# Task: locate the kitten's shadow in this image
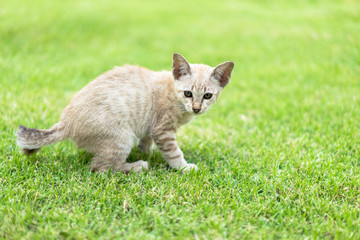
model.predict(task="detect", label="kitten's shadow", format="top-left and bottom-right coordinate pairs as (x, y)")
top-left (127, 147), bottom-right (169, 170)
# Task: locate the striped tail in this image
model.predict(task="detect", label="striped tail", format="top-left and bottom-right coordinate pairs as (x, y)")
top-left (16, 122), bottom-right (65, 155)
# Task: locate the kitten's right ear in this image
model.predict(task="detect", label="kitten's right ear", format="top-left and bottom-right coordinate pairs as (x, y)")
top-left (172, 53), bottom-right (191, 80)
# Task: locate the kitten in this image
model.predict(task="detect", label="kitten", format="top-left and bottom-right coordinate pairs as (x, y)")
top-left (16, 53), bottom-right (234, 173)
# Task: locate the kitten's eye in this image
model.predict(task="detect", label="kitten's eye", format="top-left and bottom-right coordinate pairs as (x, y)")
top-left (184, 91), bottom-right (192, 98)
top-left (203, 93), bottom-right (213, 99)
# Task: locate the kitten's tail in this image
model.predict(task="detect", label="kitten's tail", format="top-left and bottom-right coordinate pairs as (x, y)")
top-left (16, 122), bottom-right (66, 155)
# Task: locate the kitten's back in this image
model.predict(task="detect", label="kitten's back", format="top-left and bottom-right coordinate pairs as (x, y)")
top-left (60, 65), bottom-right (174, 142)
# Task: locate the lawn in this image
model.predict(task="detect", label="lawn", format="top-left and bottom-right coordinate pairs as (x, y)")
top-left (1, 0), bottom-right (360, 239)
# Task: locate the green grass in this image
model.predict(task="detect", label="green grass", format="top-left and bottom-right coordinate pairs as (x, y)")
top-left (1, 0), bottom-right (360, 239)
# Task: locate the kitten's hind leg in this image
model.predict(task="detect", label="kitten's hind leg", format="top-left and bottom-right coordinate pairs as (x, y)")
top-left (90, 137), bottom-right (148, 173)
top-left (121, 161), bottom-right (149, 173)
top-left (91, 156), bottom-right (148, 173)
top-left (138, 135), bottom-right (153, 154)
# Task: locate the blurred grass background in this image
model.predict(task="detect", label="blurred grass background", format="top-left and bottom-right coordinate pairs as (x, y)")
top-left (1, 0), bottom-right (360, 239)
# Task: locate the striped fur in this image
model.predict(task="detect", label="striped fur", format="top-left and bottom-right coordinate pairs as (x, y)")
top-left (16, 53), bottom-right (234, 173)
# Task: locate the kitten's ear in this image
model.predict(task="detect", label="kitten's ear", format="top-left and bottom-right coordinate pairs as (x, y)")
top-left (211, 61), bottom-right (234, 88)
top-left (172, 53), bottom-right (191, 80)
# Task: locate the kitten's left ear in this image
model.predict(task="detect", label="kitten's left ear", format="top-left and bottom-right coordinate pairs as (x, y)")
top-left (172, 53), bottom-right (192, 80)
top-left (211, 61), bottom-right (234, 88)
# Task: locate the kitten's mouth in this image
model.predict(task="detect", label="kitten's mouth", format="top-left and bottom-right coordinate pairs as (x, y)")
top-left (185, 109), bottom-right (201, 115)
top-left (192, 110), bottom-right (203, 115)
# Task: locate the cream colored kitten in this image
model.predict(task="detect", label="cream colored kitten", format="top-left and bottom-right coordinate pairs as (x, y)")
top-left (16, 53), bottom-right (234, 173)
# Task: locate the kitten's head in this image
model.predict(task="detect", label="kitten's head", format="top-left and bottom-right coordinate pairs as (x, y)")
top-left (172, 53), bottom-right (234, 115)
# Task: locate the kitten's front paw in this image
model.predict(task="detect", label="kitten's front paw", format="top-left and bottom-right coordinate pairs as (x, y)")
top-left (181, 163), bottom-right (198, 172)
top-left (139, 160), bottom-right (149, 170)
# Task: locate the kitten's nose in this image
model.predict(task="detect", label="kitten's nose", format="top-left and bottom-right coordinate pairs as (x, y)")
top-left (192, 108), bottom-right (201, 113)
